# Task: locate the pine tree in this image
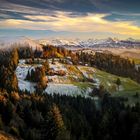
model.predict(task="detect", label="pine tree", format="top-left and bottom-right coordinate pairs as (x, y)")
top-left (116, 78), bottom-right (121, 91)
top-left (26, 70), bottom-right (31, 81)
top-left (43, 60), bottom-right (50, 73)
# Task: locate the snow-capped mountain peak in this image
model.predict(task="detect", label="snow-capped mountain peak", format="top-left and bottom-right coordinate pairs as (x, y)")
top-left (38, 37), bottom-right (140, 48)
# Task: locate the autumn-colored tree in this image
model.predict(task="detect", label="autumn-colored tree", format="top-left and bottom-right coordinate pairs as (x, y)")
top-left (11, 48), bottom-right (19, 70)
top-left (51, 104), bottom-right (64, 128)
top-left (43, 59), bottom-right (50, 72)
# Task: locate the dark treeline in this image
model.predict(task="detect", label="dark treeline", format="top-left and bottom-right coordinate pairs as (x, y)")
top-left (26, 67), bottom-right (46, 83)
top-left (18, 45), bottom-right (78, 64)
top-left (18, 47), bottom-right (42, 59)
top-left (0, 49), bottom-right (19, 92)
top-left (78, 51), bottom-right (140, 83)
top-left (0, 91), bottom-right (140, 140)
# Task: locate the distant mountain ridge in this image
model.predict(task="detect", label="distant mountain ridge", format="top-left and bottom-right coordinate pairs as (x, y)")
top-left (0, 36), bottom-right (140, 49)
top-left (39, 37), bottom-right (140, 48)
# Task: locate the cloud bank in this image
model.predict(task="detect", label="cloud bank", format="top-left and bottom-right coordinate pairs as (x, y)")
top-left (0, 0), bottom-right (140, 39)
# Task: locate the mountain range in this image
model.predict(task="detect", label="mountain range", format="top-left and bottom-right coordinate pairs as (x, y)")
top-left (0, 36), bottom-right (140, 49)
top-left (38, 37), bottom-right (140, 48)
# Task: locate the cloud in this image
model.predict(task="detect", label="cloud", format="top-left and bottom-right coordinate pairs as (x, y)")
top-left (0, 11), bottom-right (140, 38)
top-left (1, 0), bottom-right (140, 16)
top-left (0, 0), bottom-right (140, 38)
top-left (1, 0), bottom-right (140, 24)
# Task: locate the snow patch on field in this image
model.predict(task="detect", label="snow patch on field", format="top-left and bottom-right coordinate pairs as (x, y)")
top-left (18, 79), bottom-right (36, 93)
top-left (49, 61), bottom-right (67, 71)
top-left (45, 83), bottom-right (92, 96)
top-left (16, 60), bottom-right (42, 92)
top-left (47, 75), bottom-right (70, 83)
top-left (16, 59), bottom-right (94, 96)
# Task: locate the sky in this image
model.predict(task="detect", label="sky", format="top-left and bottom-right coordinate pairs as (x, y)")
top-left (0, 0), bottom-right (140, 39)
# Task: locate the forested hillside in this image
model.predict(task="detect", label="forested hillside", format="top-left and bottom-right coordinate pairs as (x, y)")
top-left (78, 51), bottom-right (140, 83)
top-left (0, 47), bottom-right (139, 140)
top-left (0, 89), bottom-right (140, 140)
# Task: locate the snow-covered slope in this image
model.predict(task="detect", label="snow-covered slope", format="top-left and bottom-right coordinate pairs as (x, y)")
top-left (45, 83), bottom-right (92, 96)
top-left (16, 59), bottom-right (94, 96)
top-left (16, 58), bottom-right (140, 97)
top-left (16, 60), bottom-right (42, 93)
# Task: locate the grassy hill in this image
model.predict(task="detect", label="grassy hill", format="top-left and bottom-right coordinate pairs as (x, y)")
top-left (16, 58), bottom-right (140, 104)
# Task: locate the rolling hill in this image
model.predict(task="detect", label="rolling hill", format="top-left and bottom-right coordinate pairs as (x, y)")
top-left (0, 36), bottom-right (42, 50)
